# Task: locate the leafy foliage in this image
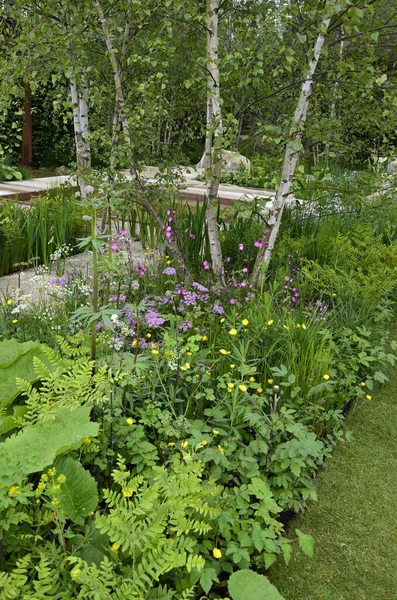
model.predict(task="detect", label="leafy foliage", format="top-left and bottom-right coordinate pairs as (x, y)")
top-left (228, 569), bottom-right (285, 600)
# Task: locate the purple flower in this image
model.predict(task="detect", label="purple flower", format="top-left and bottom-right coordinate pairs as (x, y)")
top-left (119, 230), bottom-right (126, 236)
top-left (203, 261), bottom-right (210, 270)
top-left (242, 268), bottom-right (248, 274)
top-left (146, 310), bottom-right (165, 327)
top-left (179, 320), bottom-right (193, 332)
top-left (213, 304), bottom-right (224, 315)
top-left (192, 282), bottom-right (209, 292)
top-left (163, 267), bottom-right (177, 276)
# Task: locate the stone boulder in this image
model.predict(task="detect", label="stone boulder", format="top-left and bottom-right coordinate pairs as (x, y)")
top-left (196, 150), bottom-right (251, 172)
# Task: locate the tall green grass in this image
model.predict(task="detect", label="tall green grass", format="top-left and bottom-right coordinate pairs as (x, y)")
top-left (0, 187), bottom-right (89, 276)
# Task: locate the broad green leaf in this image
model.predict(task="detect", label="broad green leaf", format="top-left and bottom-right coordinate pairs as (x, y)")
top-left (0, 339), bottom-right (53, 409)
top-left (228, 569), bottom-right (285, 600)
top-left (54, 456), bottom-right (98, 523)
top-left (296, 529), bottom-right (315, 558)
top-left (0, 406), bottom-right (98, 506)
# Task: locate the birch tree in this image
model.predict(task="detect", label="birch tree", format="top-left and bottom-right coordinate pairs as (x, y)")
top-left (202, 0), bottom-right (224, 280)
top-left (251, 4), bottom-right (335, 286)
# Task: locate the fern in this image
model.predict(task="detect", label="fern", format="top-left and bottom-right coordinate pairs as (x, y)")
top-left (0, 554), bottom-right (30, 600)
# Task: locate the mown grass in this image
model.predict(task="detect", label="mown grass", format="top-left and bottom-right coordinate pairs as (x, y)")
top-left (269, 355), bottom-right (397, 600)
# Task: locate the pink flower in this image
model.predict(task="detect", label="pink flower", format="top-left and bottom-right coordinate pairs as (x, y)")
top-left (230, 298), bottom-right (235, 304)
top-left (238, 244), bottom-right (244, 251)
top-left (203, 261), bottom-right (210, 270)
top-left (254, 240), bottom-right (263, 248)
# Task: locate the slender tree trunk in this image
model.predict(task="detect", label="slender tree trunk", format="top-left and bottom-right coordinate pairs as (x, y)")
top-left (251, 17), bottom-right (331, 286)
top-left (203, 0), bottom-right (224, 280)
top-left (70, 78), bottom-right (91, 198)
top-left (94, 0), bottom-right (187, 268)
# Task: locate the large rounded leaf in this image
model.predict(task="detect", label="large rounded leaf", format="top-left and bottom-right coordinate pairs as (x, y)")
top-left (228, 569), bottom-right (285, 600)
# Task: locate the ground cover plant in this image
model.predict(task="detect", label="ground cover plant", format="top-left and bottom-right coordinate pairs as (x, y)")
top-left (0, 169), bottom-right (396, 598)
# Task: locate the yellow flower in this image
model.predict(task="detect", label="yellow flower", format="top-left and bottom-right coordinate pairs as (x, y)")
top-left (360, 382), bottom-right (366, 387)
top-left (229, 328), bottom-right (237, 336)
top-left (230, 364), bottom-right (235, 369)
top-left (213, 548), bottom-right (222, 559)
top-left (220, 318), bottom-right (225, 323)
top-left (131, 340), bottom-right (138, 347)
top-left (323, 374), bottom-right (330, 381)
top-left (332, 293), bottom-right (337, 297)
top-left (249, 377), bottom-right (255, 382)
top-left (366, 394), bottom-right (372, 400)
top-left (122, 488), bottom-right (133, 498)
top-left (112, 543), bottom-right (120, 551)
top-left (267, 320), bottom-right (274, 326)
top-left (242, 319), bottom-right (249, 326)
top-left (283, 325), bottom-right (290, 331)
top-left (239, 384), bottom-right (247, 392)
top-left (8, 486), bottom-right (20, 495)
top-left (48, 468), bottom-right (57, 476)
top-left (227, 382), bottom-right (235, 389)
top-left (168, 442), bottom-right (175, 446)
top-left (181, 362), bottom-right (190, 371)
top-left (146, 333), bottom-right (151, 338)
top-left (126, 418), bottom-right (134, 425)
top-left (257, 387), bottom-right (263, 393)
top-left (57, 474), bottom-right (67, 484)
top-left (12, 319), bottom-right (18, 324)
top-left (41, 474), bottom-right (48, 481)
top-left (181, 441), bottom-right (189, 448)
top-left (7, 299), bottom-right (12, 305)
top-left (212, 429), bottom-right (219, 435)
top-left (71, 568), bottom-right (81, 578)
top-left (82, 438), bottom-right (91, 444)
top-left (301, 323), bottom-right (307, 330)
top-left (267, 379), bottom-right (273, 384)
top-left (151, 349), bottom-right (159, 355)
top-left (219, 349), bottom-right (230, 355)
top-left (202, 336), bottom-right (208, 341)
top-left (187, 352), bottom-right (192, 356)
top-left (201, 440), bottom-right (208, 446)
top-left (51, 497), bottom-right (59, 506)
top-left (217, 445), bottom-right (224, 454)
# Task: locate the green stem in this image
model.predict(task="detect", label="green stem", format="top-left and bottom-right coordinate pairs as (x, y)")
top-left (91, 210), bottom-right (98, 366)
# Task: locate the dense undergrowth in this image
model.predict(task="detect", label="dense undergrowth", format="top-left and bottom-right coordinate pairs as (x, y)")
top-left (0, 168), bottom-right (396, 598)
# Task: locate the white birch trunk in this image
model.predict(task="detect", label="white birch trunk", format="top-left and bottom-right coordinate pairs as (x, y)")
top-left (203, 0), bottom-right (224, 281)
top-left (70, 79), bottom-right (91, 198)
top-left (251, 17), bottom-right (331, 286)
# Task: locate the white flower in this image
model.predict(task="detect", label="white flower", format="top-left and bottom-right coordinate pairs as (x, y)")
top-left (110, 314), bottom-right (119, 323)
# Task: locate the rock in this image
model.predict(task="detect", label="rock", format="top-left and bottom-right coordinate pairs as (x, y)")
top-left (221, 151), bottom-right (251, 172)
top-left (196, 150), bottom-right (251, 172)
top-left (387, 158), bottom-right (397, 173)
top-left (55, 166), bottom-right (70, 175)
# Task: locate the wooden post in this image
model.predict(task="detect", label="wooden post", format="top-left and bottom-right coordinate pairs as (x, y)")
top-left (21, 83), bottom-right (32, 165)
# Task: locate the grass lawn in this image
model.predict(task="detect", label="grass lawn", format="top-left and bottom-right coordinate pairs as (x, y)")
top-left (269, 362), bottom-right (397, 600)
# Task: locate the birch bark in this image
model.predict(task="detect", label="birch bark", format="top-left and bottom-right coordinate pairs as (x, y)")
top-left (203, 0), bottom-right (224, 281)
top-left (70, 78), bottom-right (91, 198)
top-left (251, 17), bottom-right (331, 286)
